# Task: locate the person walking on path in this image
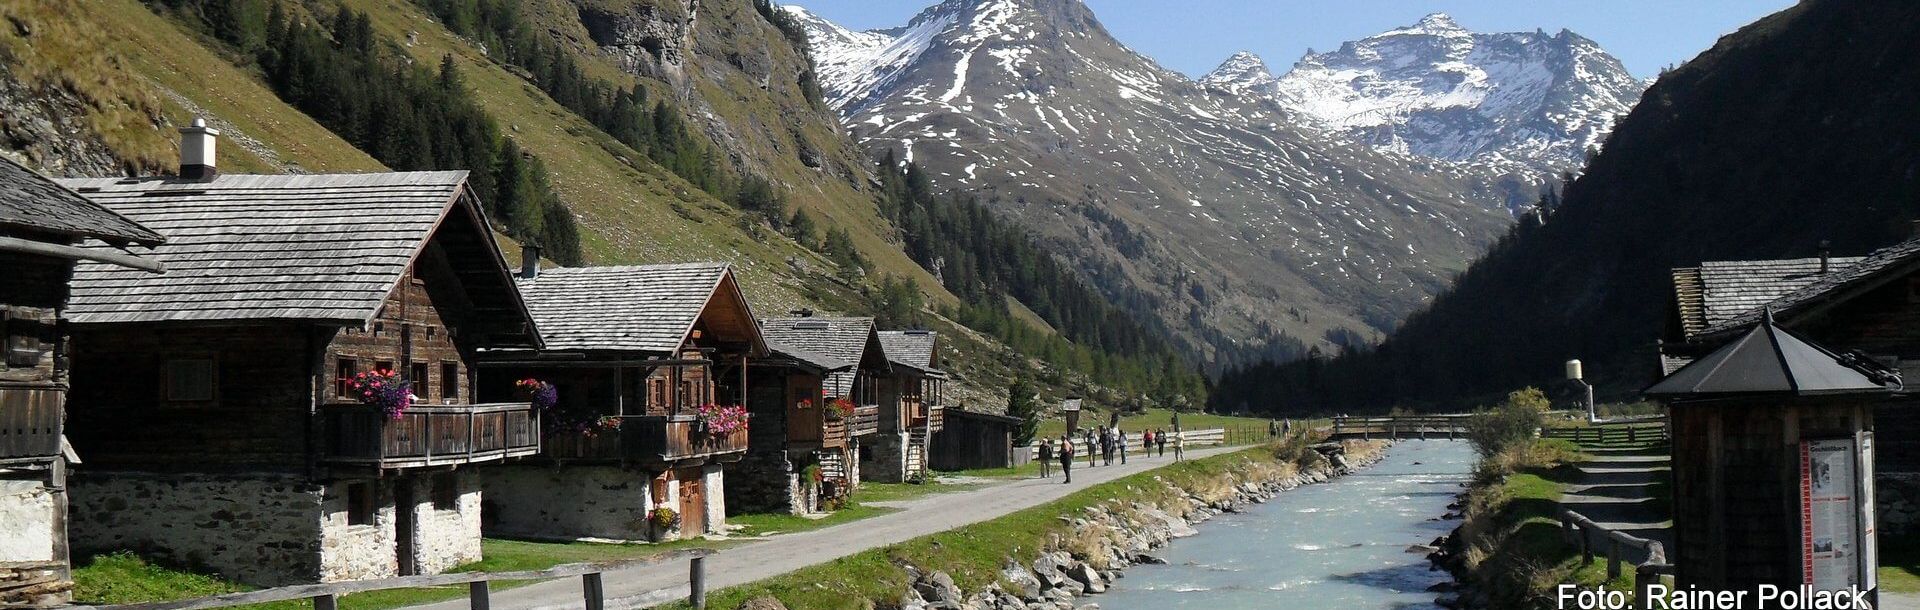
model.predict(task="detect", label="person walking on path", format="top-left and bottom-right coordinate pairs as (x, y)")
top-left (1268, 419), bottom-right (1279, 439)
top-left (1058, 434), bottom-right (1074, 484)
top-left (1142, 429), bottom-right (1154, 458)
top-left (1083, 428), bottom-right (1097, 468)
top-left (1099, 425), bottom-right (1114, 465)
top-left (1116, 426), bottom-right (1128, 464)
top-left (1156, 428), bottom-right (1167, 457)
top-left (1173, 432), bottom-right (1185, 461)
top-left (1037, 438), bottom-right (1054, 479)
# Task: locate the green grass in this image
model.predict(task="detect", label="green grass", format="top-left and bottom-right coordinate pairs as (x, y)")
top-left (1883, 535), bottom-right (1920, 593)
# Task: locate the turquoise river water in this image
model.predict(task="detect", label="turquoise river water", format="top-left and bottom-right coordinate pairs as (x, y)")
top-left (1101, 440), bottom-right (1477, 610)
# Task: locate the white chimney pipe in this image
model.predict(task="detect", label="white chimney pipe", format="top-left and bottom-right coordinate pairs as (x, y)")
top-left (179, 117), bottom-right (219, 181)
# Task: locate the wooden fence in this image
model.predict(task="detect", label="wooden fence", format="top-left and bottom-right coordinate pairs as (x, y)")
top-left (1541, 421), bottom-right (1670, 445)
top-left (84, 551), bottom-right (712, 610)
top-left (1561, 509), bottom-right (1673, 609)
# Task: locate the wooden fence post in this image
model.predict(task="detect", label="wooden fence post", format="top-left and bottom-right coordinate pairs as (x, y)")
top-left (1635, 565), bottom-right (1661, 610)
top-left (583, 572), bottom-right (605, 610)
top-left (1608, 538), bottom-right (1622, 580)
top-left (469, 581), bottom-right (490, 610)
top-left (690, 555), bottom-right (707, 609)
top-left (1581, 529), bottom-right (1594, 566)
top-left (313, 594), bottom-right (338, 610)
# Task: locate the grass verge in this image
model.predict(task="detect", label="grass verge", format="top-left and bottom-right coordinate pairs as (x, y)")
top-left (1883, 535), bottom-right (1920, 594)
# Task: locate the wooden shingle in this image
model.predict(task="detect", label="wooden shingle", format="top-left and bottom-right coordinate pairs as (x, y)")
top-left (761, 317), bottom-right (882, 397)
top-left (516, 263), bottom-right (763, 354)
top-left (55, 172), bottom-right (476, 325)
top-left (0, 156), bottom-right (161, 245)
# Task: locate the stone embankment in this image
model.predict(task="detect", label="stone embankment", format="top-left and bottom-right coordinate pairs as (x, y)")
top-left (743, 440), bottom-right (1391, 610)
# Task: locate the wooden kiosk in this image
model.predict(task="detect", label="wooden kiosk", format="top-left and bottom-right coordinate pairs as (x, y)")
top-left (1647, 312), bottom-right (1893, 604)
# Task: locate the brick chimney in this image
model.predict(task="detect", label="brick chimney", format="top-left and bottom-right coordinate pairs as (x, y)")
top-left (520, 244), bottom-right (541, 279)
top-left (178, 117), bottom-right (219, 181)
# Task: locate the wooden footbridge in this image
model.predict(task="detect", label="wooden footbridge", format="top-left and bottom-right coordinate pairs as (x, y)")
top-left (1328, 415), bottom-right (1472, 440)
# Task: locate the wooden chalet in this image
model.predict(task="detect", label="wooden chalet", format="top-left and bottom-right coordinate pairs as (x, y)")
top-left (1661, 255), bottom-right (1859, 373)
top-left (753, 316), bottom-right (890, 499)
top-left (0, 156), bottom-right (161, 607)
top-left (737, 339), bottom-right (857, 515)
top-left (1662, 240), bottom-right (1920, 539)
top-left (872, 330), bottom-right (947, 482)
top-left (474, 263), bottom-right (764, 541)
top-left (54, 144), bottom-right (543, 585)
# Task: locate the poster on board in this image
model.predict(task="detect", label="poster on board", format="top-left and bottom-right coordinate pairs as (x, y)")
top-left (1801, 438), bottom-right (1861, 591)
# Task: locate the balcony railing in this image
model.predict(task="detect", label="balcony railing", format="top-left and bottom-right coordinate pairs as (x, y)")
top-left (541, 415), bottom-right (751, 465)
top-left (820, 417), bottom-right (849, 449)
top-left (325, 403), bottom-right (540, 468)
top-left (927, 404), bottom-right (944, 433)
top-left (0, 385), bottom-right (63, 461)
top-left (623, 416), bottom-right (748, 465)
top-left (848, 405), bottom-right (880, 437)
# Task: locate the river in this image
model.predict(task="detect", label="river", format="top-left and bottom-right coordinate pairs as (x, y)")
top-left (1100, 440), bottom-right (1477, 610)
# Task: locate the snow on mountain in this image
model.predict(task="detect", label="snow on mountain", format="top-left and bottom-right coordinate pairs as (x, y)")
top-left (784, 0), bottom-right (1519, 360)
top-left (1221, 13), bottom-right (1647, 172)
top-left (1199, 51), bottom-right (1276, 97)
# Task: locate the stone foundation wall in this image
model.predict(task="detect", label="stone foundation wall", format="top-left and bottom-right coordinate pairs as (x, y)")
top-left (729, 450), bottom-right (799, 515)
top-left (702, 465), bottom-right (726, 532)
top-left (1880, 473), bottom-right (1919, 537)
top-left (407, 472), bottom-right (481, 575)
top-left (317, 479), bottom-right (396, 582)
top-left (0, 471), bottom-right (59, 563)
top-left (479, 465), bottom-right (653, 541)
top-left (69, 472), bottom-right (324, 586)
top-left (861, 432), bottom-right (909, 483)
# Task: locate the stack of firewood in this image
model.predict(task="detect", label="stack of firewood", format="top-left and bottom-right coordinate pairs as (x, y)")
top-left (0, 562), bottom-right (68, 609)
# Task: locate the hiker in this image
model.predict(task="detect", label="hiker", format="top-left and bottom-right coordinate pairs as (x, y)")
top-left (1084, 427), bottom-right (1098, 467)
top-left (1105, 425), bottom-right (1121, 464)
top-left (1142, 428), bottom-right (1154, 457)
top-left (1037, 438), bottom-right (1054, 478)
top-left (1116, 425), bottom-right (1128, 464)
top-left (1282, 419), bottom-right (1292, 437)
top-left (1173, 432), bottom-right (1186, 461)
top-left (1059, 434), bottom-right (1075, 484)
top-left (1269, 419), bottom-right (1279, 438)
top-left (1156, 428), bottom-right (1168, 457)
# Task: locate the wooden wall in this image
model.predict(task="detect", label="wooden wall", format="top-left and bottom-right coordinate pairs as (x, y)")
top-left (1670, 400), bottom-right (1871, 590)
top-left (326, 267), bottom-right (469, 407)
top-left (1790, 277), bottom-right (1920, 473)
top-left (1, 250), bottom-right (70, 387)
top-left (928, 411), bottom-right (1015, 471)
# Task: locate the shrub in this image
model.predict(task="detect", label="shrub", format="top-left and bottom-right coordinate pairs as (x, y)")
top-left (1466, 387), bottom-right (1549, 459)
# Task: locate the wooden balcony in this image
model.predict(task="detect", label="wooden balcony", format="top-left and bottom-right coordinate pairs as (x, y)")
top-left (848, 405), bottom-right (880, 437)
top-left (623, 416), bottom-right (748, 465)
top-left (543, 415), bottom-right (749, 466)
top-left (784, 404), bottom-right (850, 450)
top-left (927, 404), bottom-right (944, 432)
top-left (324, 403), bottom-right (540, 469)
top-left (903, 401), bottom-right (945, 433)
top-left (0, 385), bottom-right (62, 461)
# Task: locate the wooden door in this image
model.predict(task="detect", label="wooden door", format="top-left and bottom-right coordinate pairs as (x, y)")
top-left (678, 470), bottom-right (705, 538)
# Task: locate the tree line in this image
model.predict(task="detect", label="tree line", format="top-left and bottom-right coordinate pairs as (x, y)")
top-left (859, 151), bottom-right (1207, 405)
top-left (144, 0), bottom-right (585, 264)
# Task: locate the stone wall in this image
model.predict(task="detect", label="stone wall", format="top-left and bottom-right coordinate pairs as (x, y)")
top-left (317, 479), bottom-right (395, 583)
top-left (861, 432), bottom-right (909, 483)
top-left (69, 472), bottom-right (324, 586)
top-left (1881, 473), bottom-right (1919, 537)
top-left (479, 465), bottom-right (653, 542)
top-left (406, 472), bottom-right (481, 576)
top-left (702, 465), bottom-right (726, 532)
top-left (729, 449), bottom-right (798, 515)
top-left (0, 473), bottom-right (58, 563)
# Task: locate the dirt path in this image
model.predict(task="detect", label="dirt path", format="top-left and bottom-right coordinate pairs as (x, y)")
top-left (1560, 440), bottom-right (1674, 566)
top-left (407, 445), bottom-right (1241, 610)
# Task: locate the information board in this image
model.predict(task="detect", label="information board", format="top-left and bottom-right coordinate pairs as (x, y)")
top-left (1800, 438), bottom-right (1861, 591)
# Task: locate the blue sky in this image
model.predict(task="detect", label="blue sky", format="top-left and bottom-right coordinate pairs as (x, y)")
top-left (787, 0), bottom-right (1796, 78)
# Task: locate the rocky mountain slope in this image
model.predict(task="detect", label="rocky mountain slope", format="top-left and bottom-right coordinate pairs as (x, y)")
top-left (787, 0), bottom-right (1517, 364)
top-left (1210, 0), bottom-right (1920, 411)
top-left (1223, 14), bottom-right (1648, 174)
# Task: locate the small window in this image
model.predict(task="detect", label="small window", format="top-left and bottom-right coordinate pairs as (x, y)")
top-left (425, 326), bottom-right (437, 340)
top-left (165, 359), bottom-right (215, 402)
top-left (4, 309), bottom-right (44, 369)
top-left (431, 474), bottom-right (459, 510)
top-left (347, 483), bottom-right (376, 526)
top-left (374, 361), bottom-right (394, 375)
top-left (372, 322), bottom-right (385, 336)
top-left (335, 359), bottom-right (358, 398)
top-left (410, 362), bottom-right (431, 399)
top-left (441, 362), bottom-right (459, 400)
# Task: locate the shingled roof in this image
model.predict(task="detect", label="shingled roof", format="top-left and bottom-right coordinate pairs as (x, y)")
top-left (761, 316), bottom-right (883, 397)
top-left (1649, 313), bottom-right (1894, 398)
top-left (516, 263), bottom-right (765, 355)
top-left (1671, 257), bottom-right (1861, 340)
top-left (55, 172), bottom-right (534, 339)
top-left (0, 156), bottom-right (162, 246)
top-left (877, 330), bottom-right (940, 373)
top-left (1701, 239), bottom-right (1920, 341)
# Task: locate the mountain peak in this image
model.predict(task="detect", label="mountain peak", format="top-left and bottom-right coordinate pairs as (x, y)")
top-left (1201, 51), bottom-right (1276, 95)
top-left (1415, 12), bottom-right (1462, 30)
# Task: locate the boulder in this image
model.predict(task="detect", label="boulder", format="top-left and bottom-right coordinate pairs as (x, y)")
top-left (914, 571), bottom-right (964, 608)
top-left (1002, 561), bottom-right (1044, 600)
top-left (1064, 562), bottom-right (1106, 594)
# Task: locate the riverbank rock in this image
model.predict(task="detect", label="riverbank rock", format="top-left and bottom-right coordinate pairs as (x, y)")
top-left (1065, 562), bottom-right (1106, 593)
top-left (913, 571), bottom-right (964, 608)
top-left (1002, 561), bottom-right (1044, 600)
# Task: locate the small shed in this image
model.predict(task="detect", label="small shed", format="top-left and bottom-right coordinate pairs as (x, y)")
top-left (1647, 313), bottom-right (1895, 598)
top-left (929, 408), bottom-right (1025, 471)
